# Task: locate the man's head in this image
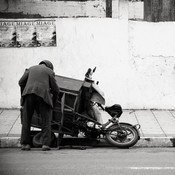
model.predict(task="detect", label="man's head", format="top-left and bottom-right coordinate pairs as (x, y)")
top-left (39, 60), bottom-right (54, 70)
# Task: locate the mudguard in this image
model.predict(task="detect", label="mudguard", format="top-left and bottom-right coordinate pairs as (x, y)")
top-left (119, 122), bottom-right (141, 139)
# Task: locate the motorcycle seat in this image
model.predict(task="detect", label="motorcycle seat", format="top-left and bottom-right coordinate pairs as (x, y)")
top-left (105, 104), bottom-right (123, 118)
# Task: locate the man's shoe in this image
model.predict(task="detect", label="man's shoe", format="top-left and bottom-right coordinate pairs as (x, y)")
top-left (21, 145), bottom-right (26, 150)
top-left (21, 144), bottom-right (31, 151)
top-left (42, 145), bottom-right (51, 151)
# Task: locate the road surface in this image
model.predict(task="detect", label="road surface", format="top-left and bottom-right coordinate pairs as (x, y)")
top-left (0, 147), bottom-right (175, 175)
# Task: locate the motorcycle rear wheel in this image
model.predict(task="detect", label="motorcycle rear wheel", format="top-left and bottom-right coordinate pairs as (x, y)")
top-left (105, 123), bottom-right (139, 148)
top-left (33, 131), bottom-right (57, 147)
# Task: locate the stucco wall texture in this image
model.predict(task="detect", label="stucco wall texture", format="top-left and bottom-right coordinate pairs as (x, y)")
top-left (0, 19), bottom-right (175, 109)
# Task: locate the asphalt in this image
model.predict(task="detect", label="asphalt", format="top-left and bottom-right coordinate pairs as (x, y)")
top-left (0, 109), bottom-right (175, 148)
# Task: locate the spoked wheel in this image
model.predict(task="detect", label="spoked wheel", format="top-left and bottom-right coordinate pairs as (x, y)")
top-left (57, 133), bottom-right (64, 149)
top-left (33, 131), bottom-right (57, 147)
top-left (105, 123), bottom-right (139, 148)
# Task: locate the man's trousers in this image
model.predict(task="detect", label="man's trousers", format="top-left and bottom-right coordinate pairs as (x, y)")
top-left (21, 94), bottom-right (52, 146)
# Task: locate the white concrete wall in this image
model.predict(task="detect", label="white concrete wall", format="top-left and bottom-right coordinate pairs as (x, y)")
top-left (0, 18), bottom-right (128, 108)
top-left (113, 0), bottom-right (128, 19)
top-left (129, 21), bottom-right (175, 109)
top-left (1, 19), bottom-right (175, 109)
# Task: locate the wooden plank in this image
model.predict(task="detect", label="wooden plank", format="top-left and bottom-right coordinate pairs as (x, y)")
top-left (144, 0), bottom-right (175, 22)
top-left (144, 0), bottom-right (151, 21)
top-left (106, 0), bottom-right (112, 17)
top-left (134, 110), bottom-right (165, 137)
top-left (0, 0), bottom-right (106, 18)
top-left (112, 0), bottom-right (119, 18)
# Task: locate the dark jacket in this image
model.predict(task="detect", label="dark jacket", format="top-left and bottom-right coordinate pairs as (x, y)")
top-left (19, 64), bottom-right (59, 107)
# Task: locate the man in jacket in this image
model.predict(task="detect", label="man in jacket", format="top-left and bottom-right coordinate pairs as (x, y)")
top-left (19, 60), bottom-right (59, 151)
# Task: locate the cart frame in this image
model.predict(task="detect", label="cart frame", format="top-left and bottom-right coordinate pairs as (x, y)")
top-left (31, 75), bottom-right (97, 146)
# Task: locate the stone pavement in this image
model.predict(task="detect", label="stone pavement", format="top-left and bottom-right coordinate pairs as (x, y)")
top-left (0, 109), bottom-right (175, 148)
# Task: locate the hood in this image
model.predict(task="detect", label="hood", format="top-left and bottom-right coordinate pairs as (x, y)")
top-left (39, 60), bottom-right (54, 70)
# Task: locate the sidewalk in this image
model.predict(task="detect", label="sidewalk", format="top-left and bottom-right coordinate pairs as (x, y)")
top-left (0, 109), bottom-right (175, 148)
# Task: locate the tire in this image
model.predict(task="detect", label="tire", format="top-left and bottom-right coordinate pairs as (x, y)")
top-left (105, 123), bottom-right (139, 148)
top-left (57, 133), bottom-right (64, 146)
top-left (33, 131), bottom-right (56, 147)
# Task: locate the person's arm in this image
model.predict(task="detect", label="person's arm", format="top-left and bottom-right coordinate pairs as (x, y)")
top-left (49, 72), bottom-right (60, 103)
top-left (19, 69), bottom-right (29, 106)
top-left (19, 69), bottom-right (29, 94)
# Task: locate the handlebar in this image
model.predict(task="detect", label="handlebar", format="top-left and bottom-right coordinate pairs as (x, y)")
top-left (85, 67), bottom-right (96, 82)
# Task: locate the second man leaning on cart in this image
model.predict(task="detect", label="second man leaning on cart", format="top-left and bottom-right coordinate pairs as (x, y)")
top-left (19, 60), bottom-right (59, 151)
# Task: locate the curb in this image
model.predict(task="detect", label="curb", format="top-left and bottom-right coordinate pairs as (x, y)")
top-left (135, 137), bottom-right (175, 147)
top-left (0, 137), bottom-right (175, 148)
top-left (0, 137), bottom-right (21, 148)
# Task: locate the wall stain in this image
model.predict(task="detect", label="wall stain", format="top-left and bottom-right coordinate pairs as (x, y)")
top-left (0, 12), bottom-right (57, 18)
top-left (0, 0), bottom-right (105, 18)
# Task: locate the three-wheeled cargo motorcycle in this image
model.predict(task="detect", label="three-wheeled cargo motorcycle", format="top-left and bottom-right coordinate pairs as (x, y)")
top-left (29, 67), bottom-right (140, 149)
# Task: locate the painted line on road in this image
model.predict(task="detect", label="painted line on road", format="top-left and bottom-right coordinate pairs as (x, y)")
top-left (129, 167), bottom-right (175, 170)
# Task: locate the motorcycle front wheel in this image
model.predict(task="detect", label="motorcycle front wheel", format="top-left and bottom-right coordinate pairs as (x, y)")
top-left (105, 123), bottom-right (139, 148)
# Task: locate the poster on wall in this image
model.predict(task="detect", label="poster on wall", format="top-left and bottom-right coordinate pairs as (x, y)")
top-left (16, 21), bottom-right (36, 47)
top-left (0, 21), bottom-right (16, 48)
top-left (0, 19), bottom-right (57, 48)
top-left (36, 20), bottom-right (56, 47)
